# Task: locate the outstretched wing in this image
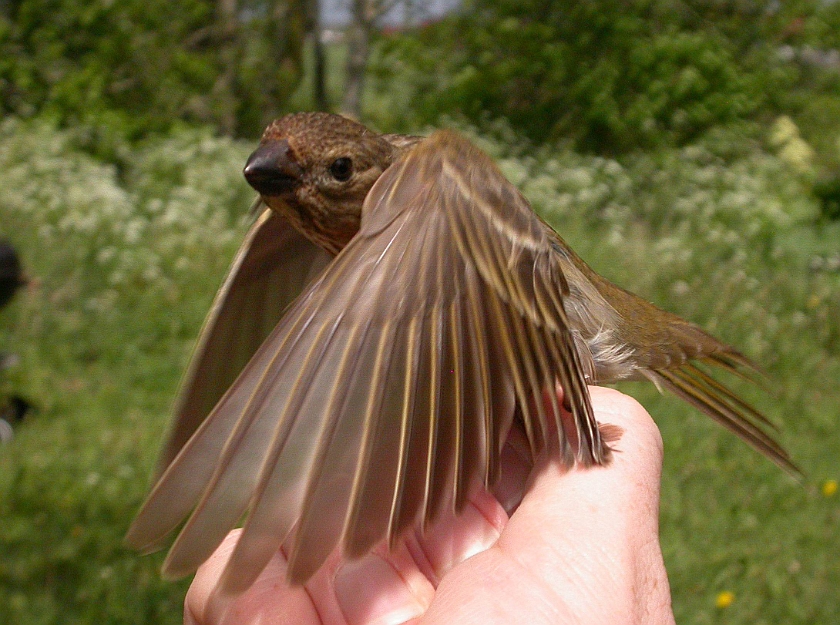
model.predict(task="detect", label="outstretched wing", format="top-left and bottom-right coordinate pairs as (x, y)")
top-left (127, 130), bottom-right (609, 592)
top-left (155, 208), bottom-right (332, 475)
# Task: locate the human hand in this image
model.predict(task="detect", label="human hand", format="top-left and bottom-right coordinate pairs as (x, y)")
top-left (185, 386), bottom-right (675, 625)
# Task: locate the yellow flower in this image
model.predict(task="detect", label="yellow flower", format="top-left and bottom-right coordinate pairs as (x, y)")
top-left (716, 591), bottom-right (735, 609)
top-left (769, 116), bottom-right (815, 175)
top-left (823, 479), bottom-right (838, 497)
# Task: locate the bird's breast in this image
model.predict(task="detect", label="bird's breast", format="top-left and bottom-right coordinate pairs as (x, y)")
top-left (265, 198), bottom-right (359, 257)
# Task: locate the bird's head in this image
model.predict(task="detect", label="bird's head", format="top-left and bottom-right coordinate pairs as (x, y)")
top-left (243, 112), bottom-right (418, 254)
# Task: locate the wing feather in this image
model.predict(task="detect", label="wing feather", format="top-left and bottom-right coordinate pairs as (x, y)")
top-left (342, 318), bottom-right (413, 558)
top-left (125, 293), bottom-right (325, 554)
top-left (421, 302), bottom-right (444, 527)
top-left (462, 263), bottom-right (495, 486)
top-left (219, 318), bottom-right (372, 593)
top-left (285, 319), bottom-right (397, 583)
top-left (385, 316), bottom-right (422, 547)
top-left (156, 209), bottom-right (331, 475)
top-left (388, 312), bottom-right (434, 541)
top-left (162, 310), bottom-right (345, 576)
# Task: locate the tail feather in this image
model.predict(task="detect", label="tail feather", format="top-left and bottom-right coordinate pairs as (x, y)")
top-left (687, 359), bottom-right (777, 431)
top-left (705, 351), bottom-right (774, 395)
top-left (644, 362), bottom-right (798, 476)
top-left (590, 280), bottom-right (796, 474)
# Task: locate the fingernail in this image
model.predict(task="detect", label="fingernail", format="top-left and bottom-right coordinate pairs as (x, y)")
top-left (335, 555), bottom-right (425, 625)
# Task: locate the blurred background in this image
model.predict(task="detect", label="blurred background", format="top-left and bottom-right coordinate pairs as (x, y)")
top-left (0, 0), bottom-right (838, 623)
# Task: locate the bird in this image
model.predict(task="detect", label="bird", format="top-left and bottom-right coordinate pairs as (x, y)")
top-left (126, 111), bottom-right (794, 595)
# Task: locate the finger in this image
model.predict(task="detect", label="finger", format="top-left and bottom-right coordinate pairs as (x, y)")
top-left (185, 448), bottom-right (522, 625)
top-left (187, 528), bottom-right (435, 625)
top-left (419, 387), bottom-right (674, 624)
top-left (490, 420), bottom-right (534, 515)
top-left (185, 529), bottom-right (320, 625)
top-left (501, 386), bottom-right (670, 621)
top-left (324, 420), bottom-right (535, 623)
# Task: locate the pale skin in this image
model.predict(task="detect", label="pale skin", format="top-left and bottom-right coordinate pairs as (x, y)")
top-left (185, 387), bottom-right (676, 625)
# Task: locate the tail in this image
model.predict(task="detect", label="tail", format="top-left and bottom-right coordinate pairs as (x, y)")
top-left (593, 277), bottom-right (798, 476)
top-left (643, 349), bottom-right (797, 475)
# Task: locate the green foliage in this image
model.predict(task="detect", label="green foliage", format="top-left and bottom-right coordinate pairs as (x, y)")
top-left (366, 1), bottom-right (840, 220)
top-left (772, 2), bottom-right (840, 168)
top-left (0, 0), bottom-right (306, 143)
top-left (0, 117), bottom-right (837, 623)
top-left (0, 118), bottom-right (254, 624)
top-left (372, 0), bottom-right (790, 153)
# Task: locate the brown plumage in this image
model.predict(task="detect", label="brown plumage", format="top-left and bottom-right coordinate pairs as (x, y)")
top-left (127, 112), bottom-right (794, 594)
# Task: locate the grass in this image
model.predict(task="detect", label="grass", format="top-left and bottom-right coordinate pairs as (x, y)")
top-left (0, 108), bottom-right (838, 624)
top-left (0, 119), bottom-right (253, 624)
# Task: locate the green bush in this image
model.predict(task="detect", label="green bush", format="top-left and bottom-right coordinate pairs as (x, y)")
top-left (0, 0), bottom-right (306, 143)
top-left (371, 0), bottom-right (789, 153)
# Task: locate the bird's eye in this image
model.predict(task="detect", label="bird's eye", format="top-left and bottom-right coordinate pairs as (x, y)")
top-left (329, 157), bottom-right (353, 182)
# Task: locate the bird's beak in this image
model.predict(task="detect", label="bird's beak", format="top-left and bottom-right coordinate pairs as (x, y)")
top-left (243, 140), bottom-right (304, 197)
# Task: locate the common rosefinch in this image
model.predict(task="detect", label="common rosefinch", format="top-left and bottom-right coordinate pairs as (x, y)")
top-left (127, 112), bottom-right (794, 594)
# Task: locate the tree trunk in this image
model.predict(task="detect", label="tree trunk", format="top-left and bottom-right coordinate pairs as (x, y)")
top-left (307, 0), bottom-right (328, 110)
top-left (213, 0), bottom-right (240, 135)
top-left (342, 0), bottom-right (372, 118)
